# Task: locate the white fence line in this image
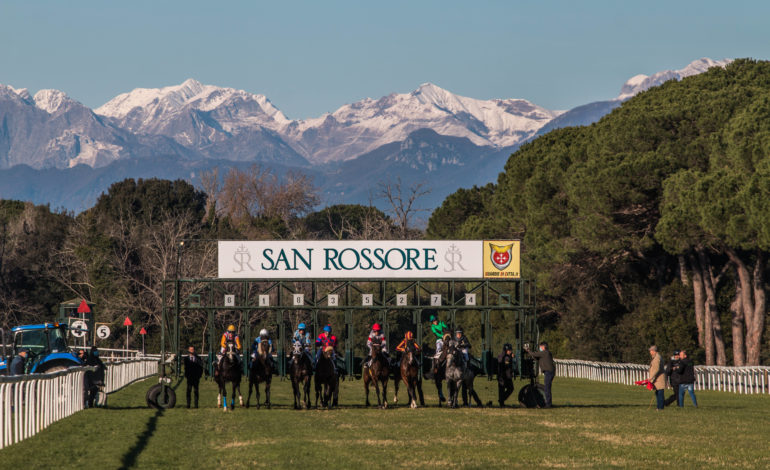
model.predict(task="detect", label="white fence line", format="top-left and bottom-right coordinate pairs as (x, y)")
top-left (554, 359), bottom-right (770, 394)
top-left (0, 358), bottom-right (157, 450)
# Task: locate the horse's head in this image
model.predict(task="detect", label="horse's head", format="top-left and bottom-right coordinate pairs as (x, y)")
top-left (323, 346), bottom-right (334, 359)
top-left (225, 341), bottom-right (236, 360)
top-left (292, 341), bottom-right (303, 356)
top-left (371, 342), bottom-right (382, 357)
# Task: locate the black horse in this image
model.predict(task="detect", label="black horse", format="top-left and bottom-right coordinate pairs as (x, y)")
top-left (215, 342), bottom-right (243, 411)
top-left (246, 340), bottom-right (273, 409)
top-left (315, 346), bottom-right (338, 409)
top-left (289, 342), bottom-right (313, 410)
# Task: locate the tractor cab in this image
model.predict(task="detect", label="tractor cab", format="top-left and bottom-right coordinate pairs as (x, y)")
top-left (0, 323), bottom-right (83, 375)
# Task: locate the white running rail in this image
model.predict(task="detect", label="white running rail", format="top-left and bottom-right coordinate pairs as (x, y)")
top-left (554, 359), bottom-right (770, 394)
top-left (0, 358), bottom-right (157, 449)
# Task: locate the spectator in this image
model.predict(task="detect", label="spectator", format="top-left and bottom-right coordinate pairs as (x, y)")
top-left (664, 350), bottom-right (681, 407)
top-left (77, 349), bottom-right (87, 363)
top-left (676, 349), bottom-right (698, 408)
top-left (10, 348), bottom-right (29, 376)
top-left (525, 341), bottom-right (555, 408)
top-left (184, 346), bottom-right (204, 408)
top-left (497, 343), bottom-right (515, 407)
top-left (648, 345), bottom-right (666, 410)
top-left (86, 346), bottom-right (105, 408)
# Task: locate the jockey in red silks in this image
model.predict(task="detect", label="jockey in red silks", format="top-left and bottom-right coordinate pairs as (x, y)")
top-left (365, 323), bottom-right (389, 368)
top-left (315, 324), bottom-right (338, 371)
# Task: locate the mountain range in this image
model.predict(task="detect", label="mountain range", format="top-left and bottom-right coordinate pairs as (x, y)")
top-left (0, 57), bottom-right (731, 213)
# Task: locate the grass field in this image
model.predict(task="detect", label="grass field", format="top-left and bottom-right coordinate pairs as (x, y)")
top-left (1, 375), bottom-right (768, 469)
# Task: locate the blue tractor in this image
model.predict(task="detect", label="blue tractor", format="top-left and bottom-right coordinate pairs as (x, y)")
top-left (0, 323), bottom-right (83, 375)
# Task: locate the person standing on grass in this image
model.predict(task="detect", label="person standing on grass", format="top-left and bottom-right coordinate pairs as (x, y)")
top-left (648, 345), bottom-right (666, 410)
top-left (497, 343), bottom-right (515, 407)
top-left (664, 350), bottom-right (681, 407)
top-left (676, 349), bottom-right (698, 408)
top-left (184, 346), bottom-right (204, 408)
top-left (525, 341), bottom-right (555, 408)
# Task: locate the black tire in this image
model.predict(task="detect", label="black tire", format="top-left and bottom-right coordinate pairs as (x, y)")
top-left (146, 384), bottom-right (161, 408)
top-left (518, 383), bottom-right (546, 408)
top-left (147, 384), bottom-right (176, 409)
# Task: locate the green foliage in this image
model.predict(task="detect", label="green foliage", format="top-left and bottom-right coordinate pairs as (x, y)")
top-left (426, 184), bottom-right (494, 239)
top-left (432, 59), bottom-right (770, 362)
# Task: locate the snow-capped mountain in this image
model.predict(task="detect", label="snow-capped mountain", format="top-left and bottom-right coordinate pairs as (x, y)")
top-left (284, 82), bottom-right (560, 163)
top-left (617, 58), bottom-right (732, 100)
top-left (0, 57), bottom-right (734, 211)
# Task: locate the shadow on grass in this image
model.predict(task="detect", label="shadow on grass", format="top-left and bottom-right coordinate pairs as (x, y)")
top-left (119, 408), bottom-right (163, 470)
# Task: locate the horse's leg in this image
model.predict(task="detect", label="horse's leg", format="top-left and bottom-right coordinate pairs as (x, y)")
top-left (364, 375), bottom-right (371, 407)
top-left (332, 376), bottom-right (339, 407)
top-left (315, 377), bottom-right (321, 409)
top-left (435, 378), bottom-right (444, 406)
top-left (217, 382), bottom-right (222, 408)
top-left (221, 383), bottom-right (228, 412)
top-left (238, 381), bottom-right (244, 407)
top-left (254, 378), bottom-right (261, 410)
top-left (303, 376), bottom-right (311, 409)
top-left (292, 378), bottom-right (299, 409)
top-left (265, 377), bottom-right (271, 409)
top-left (382, 378), bottom-right (388, 409)
top-left (246, 378), bottom-right (252, 408)
top-left (417, 377), bottom-right (425, 406)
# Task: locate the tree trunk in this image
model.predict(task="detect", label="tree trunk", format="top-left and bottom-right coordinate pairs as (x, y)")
top-left (747, 252), bottom-right (766, 365)
top-left (688, 252), bottom-right (706, 350)
top-left (698, 250), bottom-right (727, 365)
top-left (730, 274), bottom-right (746, 367)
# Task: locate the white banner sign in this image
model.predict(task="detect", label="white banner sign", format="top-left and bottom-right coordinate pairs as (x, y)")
top-left (218, 241), bottom-right (488, 279)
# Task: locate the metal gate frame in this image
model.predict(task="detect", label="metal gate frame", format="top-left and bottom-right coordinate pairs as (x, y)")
top-left (160, 278), bottom-right (537, 380)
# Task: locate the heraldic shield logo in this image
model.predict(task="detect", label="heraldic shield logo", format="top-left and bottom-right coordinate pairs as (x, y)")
top-left (483, 240), bottom-right (521, 278)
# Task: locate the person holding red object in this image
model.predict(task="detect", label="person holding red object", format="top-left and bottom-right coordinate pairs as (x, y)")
top-left (648, 345), bottom-right (666, 410)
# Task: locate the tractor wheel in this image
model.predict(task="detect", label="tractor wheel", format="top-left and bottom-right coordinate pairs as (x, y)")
top-left (147, 384), bottom-right (176, 409)
top-left (518, 383), bottom-right (546, 408)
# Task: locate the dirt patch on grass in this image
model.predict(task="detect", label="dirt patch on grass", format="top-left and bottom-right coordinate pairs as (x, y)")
top-left (220, 438), bottom-right (280, 448)
top-left (580, 431), bottom-right (657, 447)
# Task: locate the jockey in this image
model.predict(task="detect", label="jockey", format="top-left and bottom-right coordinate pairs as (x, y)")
top-left (220, 324), bottom-right (242, 354)
top-left (315, 325), bottom-right (338, 370)
top-left (455, 327), bottom-right (471, 362)
top-left (430, 315), bottom-right (449, 358)
top-left (396, 331), bottom-right (420, 365)
top-left (365, 323), bottom-right (388, 368)
top-left (252, 328), bottom-right (275, 367)
top-left (289, 322), bottom-right (313, 367)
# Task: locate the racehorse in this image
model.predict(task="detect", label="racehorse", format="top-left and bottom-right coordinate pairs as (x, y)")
top-left (431, 340), bottom-right (449, 407)
top-left (363, 343), bottom-right (390, 408)
top-left (445, 340), bottom-right (480, 408)
top-left (398, 346), bottom-right (424, 408)
top-left (289, 341), bottom-right (313, 410)
top-left (246, 340), bottom-right (273, 409)
top-left (215, 342), bottom-right (243, 411)
top-left (315, 346), bottom-right (338, 409)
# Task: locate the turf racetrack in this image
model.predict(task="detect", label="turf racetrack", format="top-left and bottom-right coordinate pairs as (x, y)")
top-left (1, 375), bottom-right (767, 468)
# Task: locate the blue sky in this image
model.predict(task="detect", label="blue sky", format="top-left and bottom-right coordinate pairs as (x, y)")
top-left (1, 1), bottom-right (767, 118)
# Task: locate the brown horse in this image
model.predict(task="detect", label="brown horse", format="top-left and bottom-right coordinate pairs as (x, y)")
top-left (246, 341), bottom-right (273, 409)
top-left (363, 343), bottom-right (390, 408)
top-left (289, 341), bottom-right (313, 410)
top-left (215, 342), bottom-right (243, 411)
top-left (399, 347), bottom-right (423, 408)
top-left (315, 346), bottom-right (338, 409)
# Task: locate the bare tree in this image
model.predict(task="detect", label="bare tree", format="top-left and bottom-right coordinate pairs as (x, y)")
top-left (378, 177), bottom-right (431, 239)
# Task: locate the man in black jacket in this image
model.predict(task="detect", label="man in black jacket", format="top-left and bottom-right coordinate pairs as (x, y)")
top-left (10, 349), bottom-right (29, 376)
top-left (497, 343), bottom-right (515, 407)
top-left (85, 347), bottom-right (106, 408)
top-left (184, 346), bottom-right (204, 408)
top-left (677, 349), bottom-right (698, 408)
top-left (664, 350), bottom-right (681, 407)
top-left (525, 341), bottom-right (555, 408)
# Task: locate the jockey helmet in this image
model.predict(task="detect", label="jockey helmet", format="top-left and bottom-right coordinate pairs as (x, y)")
top-left (259, 328), bottom-right (268, 337)
top-left (298, 322), bottom-right (306, 330)
top-left (503, 343), bottom-right (513, 351)
top-left (405, 331), bottom-right (414, 339)
top-left (227, 324), bottom-right (236, 332)
top-left (372, 323), bottom-right (382, 332)
top-left (429, 315), bottom-right (437, 322)
top-left (455, 327), bottom-right (463, 335)
top-left (323, 325), bottom-right (332, 333)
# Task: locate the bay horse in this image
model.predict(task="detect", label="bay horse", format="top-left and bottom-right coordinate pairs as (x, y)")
top-left (363, 343), bottom-right (390, 408)
top-left (445, 341), bottom-right (481, 408)
top-left (289, 341), bottom-right (313, 410)
top-left (315, 346), bottom-right (338, 409)
top-left (215, 342), bottom-right (243, 411)
top-left (399, 346), bottom-right (424, 408)
top-left (246, 340), bottom-right (273, 409)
